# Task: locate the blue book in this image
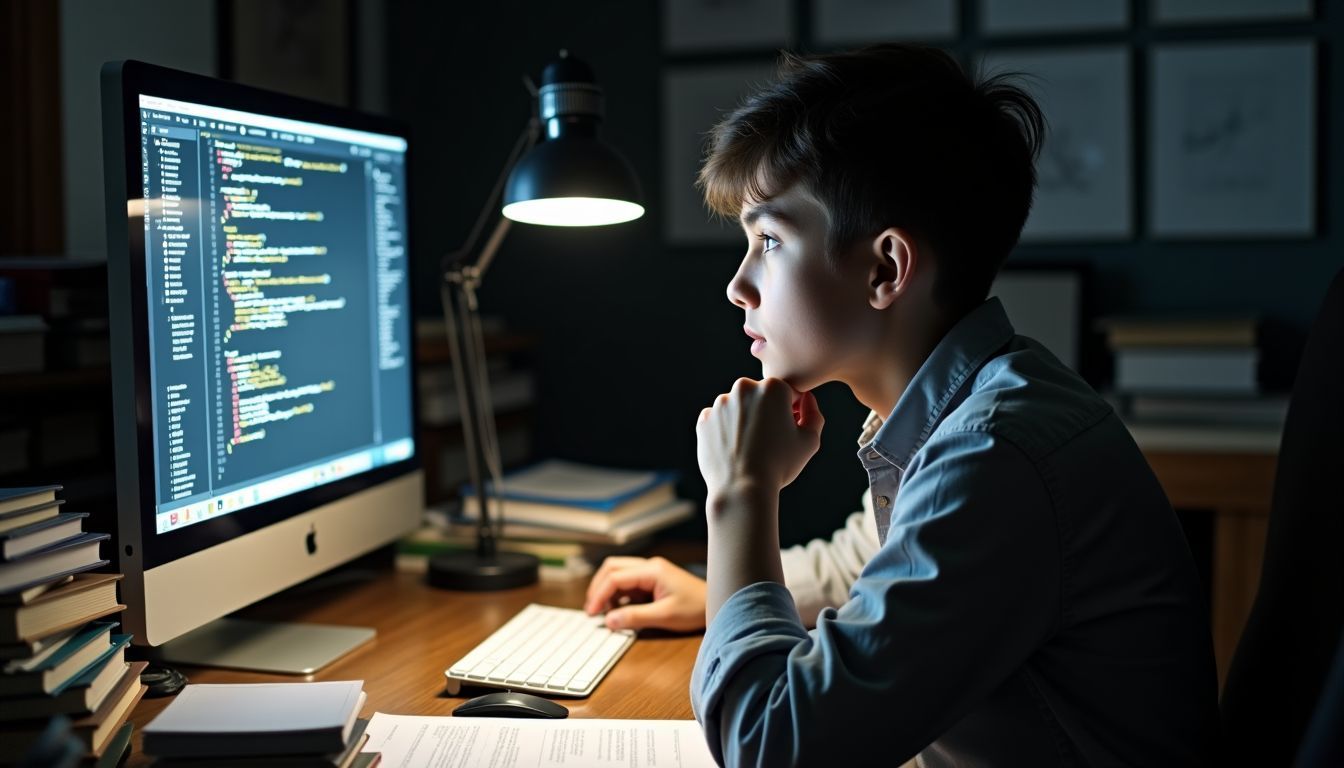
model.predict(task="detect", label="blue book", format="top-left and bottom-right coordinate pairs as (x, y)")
top-left (0, 500), bottom-right (64, 537)
top-left (0, 486), bottom-right (62, 517)
top-left (1, 644), bottom-right (139, 722)
top-left (461, 459), bottom-right (679, 511)
top-left (459, 460), bottom-right (682, 534)
top-left (0, 622), bottom-right (116, 696)
top-left (0, 513), bottom-right (88, 561)
top-left (0, 532), bottom-right (108, 594)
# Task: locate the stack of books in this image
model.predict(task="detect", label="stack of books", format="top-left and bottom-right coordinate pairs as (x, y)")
top-left (399, 460), bottom-right (693, 580)
top-left (1100, 315), bottom-right (1262, 397)
top-left (1097, 316), bottom-right (1291, 442)
top-left (0, 484), bottom-right (144, 766)
top-left (143, 680), bottom-right (377, 767)
top-left (397, 523), bottom-right (650, 582)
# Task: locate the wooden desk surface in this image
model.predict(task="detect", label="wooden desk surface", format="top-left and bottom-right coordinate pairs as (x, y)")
top-left (120, 429), bottom-right (1275, 763)
top-left (124, 569), bottom-right (703, 766)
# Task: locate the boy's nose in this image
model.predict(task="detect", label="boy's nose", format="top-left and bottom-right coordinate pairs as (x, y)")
top-left (726, 266), bottom-right (758, 309)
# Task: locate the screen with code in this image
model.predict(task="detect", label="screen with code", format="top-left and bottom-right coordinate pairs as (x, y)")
top-left (137, 94), bottom-right (414, 535)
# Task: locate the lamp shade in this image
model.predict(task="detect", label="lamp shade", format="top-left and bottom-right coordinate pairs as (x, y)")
top-left (503, 136), bottom-right (643, 226)
top-left (501, 51), bottom-right (644, 227)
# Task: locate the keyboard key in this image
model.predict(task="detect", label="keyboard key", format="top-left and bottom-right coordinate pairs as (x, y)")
top-left (449, 604), bottom-right (541, 676)
top-left (527, 625), bottom-right (591, 685)
top-left (499, 610), bottom-right (570, 684)
top-left (568, 634), bottom-right (631, 691)
top-left (548, 632), bottom-right (608, 690)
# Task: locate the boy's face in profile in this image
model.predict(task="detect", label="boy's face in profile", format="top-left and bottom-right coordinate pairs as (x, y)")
top-left (728, 183), bottom-right (877, 393)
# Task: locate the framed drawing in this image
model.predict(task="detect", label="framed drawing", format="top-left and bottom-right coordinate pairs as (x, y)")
top-left (663, 64), bottom-right (777, 246)
top-left (991, 264), bottom-right (1089, 374)
top-left (980, 47), bottom-right (1132, 241)
top-left (662, 0), bottom-right (792, 53)
top-left (980, 0), bottom-right (1127, 35)
top-left (1151, 0), bottom-right (1313, 25)
top-left (220, 0), bottom-right (352, 107)
top-left (812, 0), bottom-right (959, 47)
top-left (1148, 41), bottom-right (1315, 238)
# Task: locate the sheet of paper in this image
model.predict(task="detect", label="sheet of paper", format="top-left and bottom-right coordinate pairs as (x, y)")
top-left (362, 713), bottom-right (717, 768)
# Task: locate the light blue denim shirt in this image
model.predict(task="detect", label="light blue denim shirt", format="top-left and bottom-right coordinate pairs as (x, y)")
top-left (691, 297), bottom-right (1220, 766)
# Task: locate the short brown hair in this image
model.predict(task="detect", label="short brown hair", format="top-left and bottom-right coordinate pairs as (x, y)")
top-left (697, 44), bottom-right (1044, 316)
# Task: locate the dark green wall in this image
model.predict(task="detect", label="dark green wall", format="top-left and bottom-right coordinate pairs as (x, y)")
top-left (389, 1), bottom-right (1342, 547)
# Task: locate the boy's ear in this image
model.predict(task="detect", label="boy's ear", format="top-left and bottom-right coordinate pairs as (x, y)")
top-left (868, 228), bottom-right (918, 311)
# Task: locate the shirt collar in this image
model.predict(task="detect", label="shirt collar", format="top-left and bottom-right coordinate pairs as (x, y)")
top-left (856, 297), bottom-right (1016, 470)
top-left (856, 410), bottom-right (883, 447)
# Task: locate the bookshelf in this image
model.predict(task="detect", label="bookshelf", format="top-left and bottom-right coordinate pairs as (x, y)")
top-left (413, 327), bottom-right (540, 507)
top-left (0, 259), bottom-right (114, 524)
top-left (0, 363), bottom-right (117, 559)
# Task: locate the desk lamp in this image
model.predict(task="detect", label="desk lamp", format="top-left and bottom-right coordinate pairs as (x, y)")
top-left (428, 51), bottom-right (644, 591)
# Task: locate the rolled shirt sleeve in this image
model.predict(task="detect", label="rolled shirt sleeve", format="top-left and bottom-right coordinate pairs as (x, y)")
top-left (691, 430), bottom-right (1061, 766)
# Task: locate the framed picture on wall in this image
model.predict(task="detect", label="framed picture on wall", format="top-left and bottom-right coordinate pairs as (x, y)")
top-left (662, 0), bottom-right (792, 53)
top-left (990, 263), bottom-right (1089, 375)
top-left (663, 64), bottom-right (777, 246)
top-left (1148, 41), bottom-right (1315, 238)
top-left (812, 0), bottom-right (959, 47)
top-left (979, 0), bottom-right (1127, 35)
top-left (220, 0), bottom-right (352, 107)
top-left (1151, 0), bottom-right (1313, 25)
top-left (980, 47), bottom-right (1132, 241)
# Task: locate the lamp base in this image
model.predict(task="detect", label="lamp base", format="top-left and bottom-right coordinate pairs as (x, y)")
top-left (427, 551), bottom-right (540, 591)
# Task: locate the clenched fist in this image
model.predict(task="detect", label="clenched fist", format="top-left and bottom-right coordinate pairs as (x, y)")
top-left (696, 377), bottom-right (824, 501)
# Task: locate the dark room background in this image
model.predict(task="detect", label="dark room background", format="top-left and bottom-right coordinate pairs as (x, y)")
top-left (5, 0), bottom-right (1341, 548)
top-left (387, 1), bottom-right (1343, 546)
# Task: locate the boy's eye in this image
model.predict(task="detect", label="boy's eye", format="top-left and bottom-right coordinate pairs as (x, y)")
top-left (758, 234), bottom-right (781, 252)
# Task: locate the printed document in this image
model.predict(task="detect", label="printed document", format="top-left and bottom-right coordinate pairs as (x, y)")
top-left (362, 713), bottom-right (716, 768)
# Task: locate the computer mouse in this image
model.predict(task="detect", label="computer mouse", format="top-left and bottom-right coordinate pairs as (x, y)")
top-left (453, 691), bottom-right (570, 719)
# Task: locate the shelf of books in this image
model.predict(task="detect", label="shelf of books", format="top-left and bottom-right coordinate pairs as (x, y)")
top-left (414, 318), bottom-right (540, 508)
top-left (0, 260), bottom-right (117, 523)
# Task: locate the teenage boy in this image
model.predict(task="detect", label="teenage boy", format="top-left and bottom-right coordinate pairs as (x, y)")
top-left (585, 44), bottom-right (1218, 765)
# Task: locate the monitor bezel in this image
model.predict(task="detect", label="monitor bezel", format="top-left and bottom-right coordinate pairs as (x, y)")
top-left (103, 59), bottom-right (422, 574)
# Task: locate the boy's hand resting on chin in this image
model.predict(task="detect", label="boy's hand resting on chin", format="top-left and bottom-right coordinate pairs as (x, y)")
top-left (698, 377), bottom-right (823, 624)
top-left (697, 377), bottom-right (824, 502)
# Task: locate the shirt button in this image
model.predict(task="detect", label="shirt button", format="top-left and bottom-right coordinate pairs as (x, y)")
top-left (876, 495), bottom-right (890, 509)
top-left (866, 450), bottom-right (881, 460)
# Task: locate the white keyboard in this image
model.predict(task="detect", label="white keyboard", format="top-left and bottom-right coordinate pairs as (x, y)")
top-left (443, 603), bottom-right (635, 698)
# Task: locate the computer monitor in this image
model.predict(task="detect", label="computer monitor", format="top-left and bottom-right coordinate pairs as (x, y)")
top-left (101, 60), bottom-right (422, 670)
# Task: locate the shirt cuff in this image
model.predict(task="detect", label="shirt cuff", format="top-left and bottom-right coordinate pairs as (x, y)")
top-left (690, 582), bottom-right (807, 735)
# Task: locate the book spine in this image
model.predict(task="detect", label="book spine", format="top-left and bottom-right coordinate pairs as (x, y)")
top-left (1114, 348), bottom-right (1259, 395)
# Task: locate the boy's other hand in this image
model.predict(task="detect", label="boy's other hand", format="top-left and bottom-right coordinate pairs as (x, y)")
top-left (696, 377), bottom-right (824, 499)
top-left (583, 556), bottom-right (707, 632)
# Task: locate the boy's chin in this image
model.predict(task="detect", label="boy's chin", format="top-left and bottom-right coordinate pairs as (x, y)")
top-left (761, 362), bottom-right (822, 393)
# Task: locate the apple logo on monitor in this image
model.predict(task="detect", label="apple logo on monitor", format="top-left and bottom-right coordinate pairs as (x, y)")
top-left (306, 525), bottom-right (317, 556)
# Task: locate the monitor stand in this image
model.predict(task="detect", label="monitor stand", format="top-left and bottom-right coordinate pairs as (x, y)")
top-left (153, 617), bottom-right (376, 675)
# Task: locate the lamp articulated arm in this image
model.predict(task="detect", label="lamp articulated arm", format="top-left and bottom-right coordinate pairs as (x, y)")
top-left (440, 113), bottom-right (539, 560)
